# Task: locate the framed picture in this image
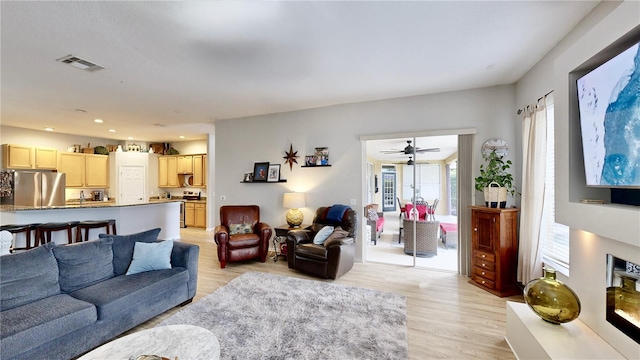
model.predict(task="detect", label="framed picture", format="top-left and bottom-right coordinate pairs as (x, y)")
top-left (267, 164), bottom-right (281, 182)
top-left (305, 155), bottom-right (316, 166)
top-left (314, 147), bottom-right (329, 165)
top-left (243, 172), bottom-right (253, 182)
top-left (253, 162), bottom-right (269, 182)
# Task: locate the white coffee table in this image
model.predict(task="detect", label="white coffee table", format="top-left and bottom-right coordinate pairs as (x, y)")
top-left (79, 325), bottom-right (220, 360)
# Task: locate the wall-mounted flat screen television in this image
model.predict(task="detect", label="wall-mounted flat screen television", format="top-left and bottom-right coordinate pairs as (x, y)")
top-left (577, 41), bottom-right (640, 188)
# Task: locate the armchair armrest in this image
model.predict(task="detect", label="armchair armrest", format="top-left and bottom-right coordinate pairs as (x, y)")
top-left (213, 225), bottom-right (229, 246)
top-left (287, 229), bottom-right (314, 244)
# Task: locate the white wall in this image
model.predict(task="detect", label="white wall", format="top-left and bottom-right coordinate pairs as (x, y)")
top-left (516, 1), bottom-right (639, 358)
top-left (215, 84), bottom-right (517, 261)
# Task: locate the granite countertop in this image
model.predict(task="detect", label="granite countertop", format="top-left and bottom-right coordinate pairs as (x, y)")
top-left (0, 199), bottom-right (184, 212)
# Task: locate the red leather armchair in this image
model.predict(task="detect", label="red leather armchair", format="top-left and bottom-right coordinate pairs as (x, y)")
top-left (214, 205), bottom-right (272, 268)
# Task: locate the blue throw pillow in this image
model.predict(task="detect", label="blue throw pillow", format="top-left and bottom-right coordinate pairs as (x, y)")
top-left (126, 240), bottom-right (174, 275)
top-left (52, 237), bottom-right (115, 293)
top-left (313, 226), bottom-right (334, 245)
top-left (100, 228), bottom-right (161, 276)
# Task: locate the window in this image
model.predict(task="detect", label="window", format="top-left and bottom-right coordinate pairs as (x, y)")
top-left (402, 163), bottom-right (440, 201)
top-left (542, 96), bottom-right (570, 274)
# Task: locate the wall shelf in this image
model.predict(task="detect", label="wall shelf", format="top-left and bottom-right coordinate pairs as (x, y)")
top-left (301, 165), bottom-right (331, 168)
top-left (240, 180), bottom-right (287, 183)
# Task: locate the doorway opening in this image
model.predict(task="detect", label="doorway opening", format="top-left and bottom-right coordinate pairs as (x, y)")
top-left (364, 135), bottom-right (459, 272)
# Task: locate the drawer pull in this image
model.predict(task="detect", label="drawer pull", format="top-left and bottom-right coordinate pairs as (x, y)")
top-left (481, 254), bottom-right (486, 258)
top-left (481, 271), bottom-right (485, 275)
top-left (482, 263), bottom-right (486, 267)
top-left (481, 280), bottom-right (486, 284)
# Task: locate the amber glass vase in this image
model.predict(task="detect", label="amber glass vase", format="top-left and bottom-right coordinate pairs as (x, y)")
top-left (523, 268), bottom-right (581, 324)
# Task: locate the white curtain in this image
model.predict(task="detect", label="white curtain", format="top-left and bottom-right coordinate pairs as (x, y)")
top-left (517, 98), bottom-right (548, 284)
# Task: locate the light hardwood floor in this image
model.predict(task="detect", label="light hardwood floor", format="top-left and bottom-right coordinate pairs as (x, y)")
top-left (129, 228), bottom-right (523, 359)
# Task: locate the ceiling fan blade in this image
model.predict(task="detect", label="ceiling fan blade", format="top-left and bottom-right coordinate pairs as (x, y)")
top-left (415, 147), bottom-right (440, 153)
top-left (380, 149), bottom-right (403, 154)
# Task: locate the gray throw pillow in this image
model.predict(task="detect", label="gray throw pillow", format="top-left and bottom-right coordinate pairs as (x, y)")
top-left (0, 243), bottom-right (60, 311)
top-left (99, 228), bottom-right (161, 276)
top-left (52, 237), bottom-right (115, 293)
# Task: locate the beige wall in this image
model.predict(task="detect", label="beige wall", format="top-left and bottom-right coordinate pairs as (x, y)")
top-left (516, 1), bottom-right (639, 357)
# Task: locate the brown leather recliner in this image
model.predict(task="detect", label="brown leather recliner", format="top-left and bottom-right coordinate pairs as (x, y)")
top-left (286, 205), bottom-right (357, 279)
top-left (214, 205), bottom-right (272, 269)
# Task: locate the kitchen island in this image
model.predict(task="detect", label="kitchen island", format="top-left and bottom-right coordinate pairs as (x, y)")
top-left (0, 199), bottom-right (183, 246)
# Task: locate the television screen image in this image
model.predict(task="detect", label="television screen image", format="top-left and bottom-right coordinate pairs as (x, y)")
top-left (577, 42), bottom-right (640, 188)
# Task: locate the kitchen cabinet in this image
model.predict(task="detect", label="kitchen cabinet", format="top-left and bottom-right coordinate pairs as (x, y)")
top-left (185, 201), bottom-right (206, 228)
top-left (158, 156), bottom-right (179, 188)
top-left (192, 155), bottom-right (204, 187)
top-left (2, 144), bottom-right (57, 169)
top-left (195, 203), bottom-right (206, 228)
top-left (85, 155), bottom-right (109, 187)
top-left (469, 206), bottom-right (520, 297)
top-left (34, 148), bottom-right (58, 169)
top-left (177, 156), bottom-right (193, 174)
top-left (185, 202), bottom-right (196, 227)
top-left (58, 153), bottom-right (108, 188)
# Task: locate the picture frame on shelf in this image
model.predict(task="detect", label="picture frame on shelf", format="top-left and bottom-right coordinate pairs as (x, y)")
top-left (253, 162), bottom-right (269, 182)
top-left (243, 172), bottom-right (253, 182)
top-left (314, 147), bottom-right (329, 165)
top-left (267, 164), bottom-right (281, 182)
top-left (305, 155), bottom-right (316, 166)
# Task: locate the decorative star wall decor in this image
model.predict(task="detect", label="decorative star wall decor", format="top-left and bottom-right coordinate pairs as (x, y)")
top-left (283, 143), bottom-right (299, 170)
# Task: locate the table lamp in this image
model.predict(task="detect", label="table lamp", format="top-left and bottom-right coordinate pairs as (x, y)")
top-left (283, 192), bottom-right (305, 227)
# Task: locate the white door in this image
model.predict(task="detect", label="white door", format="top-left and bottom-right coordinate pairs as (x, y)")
top-left (119, 165), bottom-right (146, 205)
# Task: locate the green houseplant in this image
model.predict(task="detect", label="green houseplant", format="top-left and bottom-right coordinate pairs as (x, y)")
top-left (474, 149), bottom-right (517, 208)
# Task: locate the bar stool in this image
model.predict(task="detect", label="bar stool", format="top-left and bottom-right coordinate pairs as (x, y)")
top-left (37, 221), bottom-right (80, 245)
top-left (0, 223), bottom-right (40, 251)
top-left (75, 219), bottom-right (117, 242)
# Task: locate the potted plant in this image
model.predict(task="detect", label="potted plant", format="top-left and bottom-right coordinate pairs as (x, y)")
top-left (474, 150), bottom-right (517, 208)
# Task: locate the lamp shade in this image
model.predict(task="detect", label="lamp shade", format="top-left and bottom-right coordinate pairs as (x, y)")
top-left (283, 192), bottom-right (306, 209)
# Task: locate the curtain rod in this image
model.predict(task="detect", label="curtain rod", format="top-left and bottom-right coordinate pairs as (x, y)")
top-left (516, 90), bottom-right (553, 115)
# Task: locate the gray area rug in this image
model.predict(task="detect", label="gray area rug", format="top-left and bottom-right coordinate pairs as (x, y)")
top-left (159, 271), bottom-right (408, 359)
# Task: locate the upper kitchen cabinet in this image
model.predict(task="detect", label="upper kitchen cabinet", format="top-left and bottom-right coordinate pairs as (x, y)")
top-left (2, 144), bottom-right (57, 169)
top-left (85, 155), bottom-right (109, 187)
top-left (158, 156), bottom-right (179, 188)
top-left (58, 153), bottom-right (108, 188)
top-left (177, 155), bottom-right (193, 174)
top-left (34, 148), bottom-right (58, 169)
top-left (192, 155), bottom-right (204, 187)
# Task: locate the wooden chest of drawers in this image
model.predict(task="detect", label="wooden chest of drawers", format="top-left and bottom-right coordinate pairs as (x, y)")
top-left (469, 206), bottom-right (520, 297)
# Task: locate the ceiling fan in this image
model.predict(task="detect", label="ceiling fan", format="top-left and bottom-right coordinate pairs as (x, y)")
top-left (380, 140), bottom-right (440, 155)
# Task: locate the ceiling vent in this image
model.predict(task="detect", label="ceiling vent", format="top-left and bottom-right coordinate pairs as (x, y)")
top-left (56, 55), bottom-right (105, 72)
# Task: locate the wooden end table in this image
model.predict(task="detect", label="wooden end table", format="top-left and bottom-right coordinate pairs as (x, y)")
top-left (272, 224), bottom-right (310, 262)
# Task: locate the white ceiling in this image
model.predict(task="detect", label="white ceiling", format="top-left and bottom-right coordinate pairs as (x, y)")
top-left (0, 1), bottom-right (599, 143)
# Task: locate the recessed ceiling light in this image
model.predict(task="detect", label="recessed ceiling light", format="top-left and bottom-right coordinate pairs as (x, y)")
top-left (179, 136), bottom-right (185, 139)
top-left (128, 137), bottom-right (133, 140)
top-left (94, 119), bottom-right (103, 123)
top-left (108, 129), bottom-right (116, 133)
top-left (44, 127), bottom-right (54, 131)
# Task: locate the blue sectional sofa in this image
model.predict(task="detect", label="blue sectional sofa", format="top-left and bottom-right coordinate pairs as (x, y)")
top-left (0, 228), bottom-right (199, 360)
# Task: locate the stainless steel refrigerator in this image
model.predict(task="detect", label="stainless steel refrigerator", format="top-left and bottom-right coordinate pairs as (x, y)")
top-left (0, 170), bottom-right (66, 207)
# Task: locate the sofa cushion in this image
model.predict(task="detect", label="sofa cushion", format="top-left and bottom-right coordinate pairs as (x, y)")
top-left (0, 293), bottom-right (96, 359)
top-left (99, 228), bottom-right (161, 276)
top-left (324, 227), bottom-right (349, 247)
top-left (229, 223), bottom-right (252, 235)
top-left (126, 240), bottom-right (174, 275)
top-left (313, 225), bottom-right (334, 245)
top-left (69, 267), bottom-right (188, 320)
top-left (295, 243), bottom-right (328, 260)
top-left (0, 243), bottom-right (60, 311)
top-left (52, 238), bottom-right (115, 293)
